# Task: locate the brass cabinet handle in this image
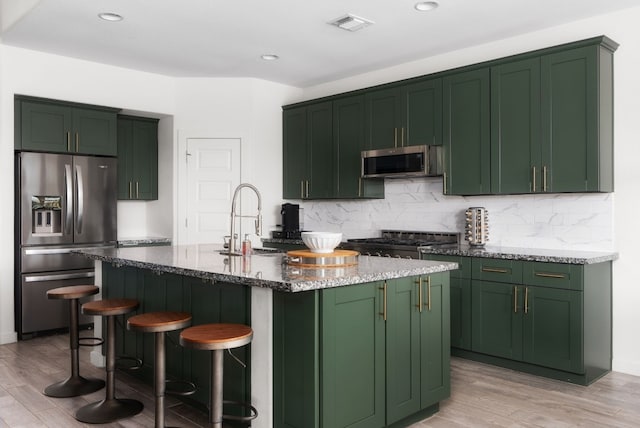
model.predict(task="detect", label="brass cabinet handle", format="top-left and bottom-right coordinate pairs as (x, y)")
top-left (129, 181), bottom-right (133, 199)
top-left (534, 272), bottom-right (566, 279)
top-left (136, 181), bottom-right (139, 199)
top-left (532, 166), bottom-right (537, 192)
top-left (514, 286), bottom-right (518, 313)
top-left (481, 267), bottom-right (509, 274)
top-left (543, 165), bottom-right (548, 192)
top-left (306, 180), bottom-right (309, 198)
top-left (443, 171), bottom-right (447, 194)
top-left (524, 287), bottom-right (529, 314)
top-left (67, 132), bottom-right (71, 152)
top-left (426, 276), bottom-right (432, 311)
top-left (300, 181), bottom-right (304, 199)
top-left (358, 178), bottom-right (362, 198)
top-left (416, 277), bottom-right (423, 313)
top-left (75, 132), bottom-right (79, 152)
top-left (379, 281), bottom-right (387, 321)
top-left (401, 127), bottom-right (405, 147)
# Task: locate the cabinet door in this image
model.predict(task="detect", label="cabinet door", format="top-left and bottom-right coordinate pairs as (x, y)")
top-left (322, 282), bottom-right (386, 428)
top-left (283, 107), bottom-right (308, 199)
top-left (471, 280), bottom-right (523, 360)
top-left (102, 264), bottom-right (141, 360)
top-left (491, 58), bottom-right (541, 194)
top-left (117, 118), bottom-right (134, 199)
top-left (420, 273), bottom-right (450, 409)
top-left (72, 108), bottom-right (117, 156)
top-left (20, 101), bottom-right (72, 153)
top-left (131, 119), bottom-right (158, 200)
top-left (365, 87), bottom-right (402, 150)
top-left (403, 79), bottom-right (443, 147)
top-left (522, 286), bottom-right (583, 373)
top-left (541, 46), bottom-right (599, 192)
top-left (450, 276), bottom-right (471, 350)
top-left (307, 102), bottom-right (334, 199)
top-left (334, 96), bottom-right (384, 199)
top-left (443, 68), bottom-right (491, 195)
top-left (386, 277), bottom-right (420, 424)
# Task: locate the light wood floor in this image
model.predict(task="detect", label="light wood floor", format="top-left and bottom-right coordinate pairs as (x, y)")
top-left (1, 334), bottom-right (639, 427)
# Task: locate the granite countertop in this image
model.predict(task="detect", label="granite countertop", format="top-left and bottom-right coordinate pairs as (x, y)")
top-left (419, 244), bottom-right (618, 265)
top-left (118, 236), bottom-right (172, 247)
top-left (261, 237), bottom-right (304, 245)
top-left (75, 244), bottom-right (458, 293)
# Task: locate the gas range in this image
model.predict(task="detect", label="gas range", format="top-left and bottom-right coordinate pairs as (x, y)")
top-left (341, 230), bottom-right (460, 259)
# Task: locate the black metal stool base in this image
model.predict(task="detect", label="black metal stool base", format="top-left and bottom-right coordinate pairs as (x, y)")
top-left (44, 375), bottom-right (105, 398)
top-left (75, 398), bottom-right (143, 424)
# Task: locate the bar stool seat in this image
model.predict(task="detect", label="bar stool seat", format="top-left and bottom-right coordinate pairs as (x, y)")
top-left (127, 311), bottom-right (192, 428)
top-left (180, 323), bottom-right (257, 428)
top-left (44, 285), bottom-right (105, 398)
top-left (75, 298), bottom-right (143, 424)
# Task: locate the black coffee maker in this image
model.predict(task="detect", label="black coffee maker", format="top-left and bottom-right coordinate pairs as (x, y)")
top-left (274, 203), bottom-right (301, 239)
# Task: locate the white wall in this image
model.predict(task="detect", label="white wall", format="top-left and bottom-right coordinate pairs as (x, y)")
top-left (298, 7), bottom-right (640, 375)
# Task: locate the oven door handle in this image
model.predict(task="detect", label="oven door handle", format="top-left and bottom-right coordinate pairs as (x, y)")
top-left (24, 271), bottom-right (95, 283)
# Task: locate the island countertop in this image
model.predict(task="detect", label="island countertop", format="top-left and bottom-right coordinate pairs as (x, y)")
top-left (75, 244), bottom-right (458, 292)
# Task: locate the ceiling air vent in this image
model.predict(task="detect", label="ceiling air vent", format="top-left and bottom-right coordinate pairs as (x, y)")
top-left (329, 14), bottom-right (375, 32)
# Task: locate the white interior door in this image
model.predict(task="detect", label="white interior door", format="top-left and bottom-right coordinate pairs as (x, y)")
top-left (185, 138), bottom-right (241, 245)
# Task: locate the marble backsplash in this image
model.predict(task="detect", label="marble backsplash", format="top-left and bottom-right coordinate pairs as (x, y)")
top-left (300, 177), bottom-right (614, 252)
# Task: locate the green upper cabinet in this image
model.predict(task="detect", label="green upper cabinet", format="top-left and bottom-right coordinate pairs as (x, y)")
top-left (15, 96), bottom-right (118, 156)
top-left (490, 41), bottom-right (615, 194)
top-left (490, 58), bottom-right (542, 194)
top-left (283, 100), bottom-right (383, 200)
top-left (541, 44), bottom-right (614, 192)
top-left (283, 106), bottom-right (308, 199)
top-left (443, 68), bottom-right (491, 195)
top-left (282, 102), bottom-right (333, 199)
top-left (117, 115), bottom-right (159, 200)
top-left (364, 78), bottom-right (442, 150)
top-left (334, 96), bottom-right (384, 199)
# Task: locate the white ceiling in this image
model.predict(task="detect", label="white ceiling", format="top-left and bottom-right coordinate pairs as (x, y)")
top-left (1, 0), bottom-right (638, 88)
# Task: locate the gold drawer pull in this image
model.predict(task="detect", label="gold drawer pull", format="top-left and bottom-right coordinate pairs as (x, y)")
top-left (534, 272), bottom-right (566, 279)
top-left (481, 267), bottom-right (509, 274)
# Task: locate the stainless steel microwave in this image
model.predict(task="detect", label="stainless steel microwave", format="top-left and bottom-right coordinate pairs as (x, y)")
top-left (361, 145), bottom-right (443, 178)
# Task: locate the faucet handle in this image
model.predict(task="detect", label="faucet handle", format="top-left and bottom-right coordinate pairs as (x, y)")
top-left (255, 216), bottom-right (262, 236)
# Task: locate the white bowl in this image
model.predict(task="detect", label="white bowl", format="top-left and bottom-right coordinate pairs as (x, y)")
top-left (301, 232), bottom-right (343, 254)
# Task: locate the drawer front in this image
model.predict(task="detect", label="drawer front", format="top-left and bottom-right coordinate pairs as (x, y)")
top-left (421, 254), bottom-right (471, 279)
top-left (523, 262), bottom-right (582, 290)
top-left (472, 258), bottom-right (523, 283)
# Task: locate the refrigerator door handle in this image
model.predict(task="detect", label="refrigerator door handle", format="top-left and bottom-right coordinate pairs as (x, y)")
top-left (24, 245), bottom-right (116, 255)
top-left (75, 164), bottom-right (84, 234)
top-left (24, 271), bottom-right (95, 283)
top-left (65, 164), bottom-right (73, 235)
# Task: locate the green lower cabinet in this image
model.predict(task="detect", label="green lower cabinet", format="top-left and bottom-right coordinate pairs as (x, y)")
top-left (449, 277), bottom-right (471, 350)
top-left (322, 282), bottom-right (386, 428)
top-left (522, 286), bottom-right (583, 373)
top-left (471, 280), bottom-right (524, 360)
top-left (274, 274), bottom-right (450, 428)
top-left (472, 280), bottom-right (583, 373)
top-left (102, 264), bottom-right (251, 413)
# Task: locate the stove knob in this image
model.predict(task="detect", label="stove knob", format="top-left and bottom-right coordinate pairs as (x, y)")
top-left (365, 252), bottom-right (372, 256)
top-left (384, 254), bottom-right (391, 258)
top-left (395, 255), bottom-right (402, 259)
top-left (375, 252), bottom-right (382, 257)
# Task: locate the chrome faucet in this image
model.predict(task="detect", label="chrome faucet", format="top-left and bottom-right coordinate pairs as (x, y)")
top-left (228, 183), bottom-right (262, 255)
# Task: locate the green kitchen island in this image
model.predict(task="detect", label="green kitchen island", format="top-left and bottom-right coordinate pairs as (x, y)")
top-left (76, 244), bottom-right (458, 428)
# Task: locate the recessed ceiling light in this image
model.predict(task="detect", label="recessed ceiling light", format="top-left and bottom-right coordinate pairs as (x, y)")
top-left (98, 12), bottom-right (123, 22)
top-left (261, 54), bottom-right (279, 61)
top-left (414, 1), bottom-right (439, 11)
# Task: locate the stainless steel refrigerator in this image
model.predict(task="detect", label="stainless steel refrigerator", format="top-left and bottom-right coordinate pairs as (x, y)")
top-left (15, 152), bottom-right (117, 338)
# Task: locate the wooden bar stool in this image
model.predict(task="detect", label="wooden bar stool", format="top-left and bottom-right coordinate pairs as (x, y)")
top-left (76, 298), bottom-right (144, 424)
top-left (127, 311), bottom-right (193, 428)
top-left (179, 323), bottom-right (257, 428)
top-left (44, 285), bottom-right (105, 398)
